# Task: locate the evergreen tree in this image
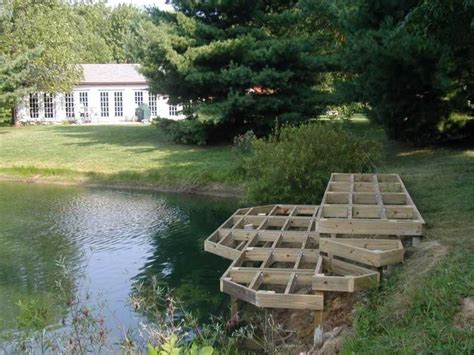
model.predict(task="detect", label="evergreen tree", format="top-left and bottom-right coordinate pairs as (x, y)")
top-left (139, 0), bottom-right (335, 141)
top-left (334, 0), bottom-right (474, 143)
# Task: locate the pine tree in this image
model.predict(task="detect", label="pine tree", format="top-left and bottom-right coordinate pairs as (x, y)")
top-left (139, 0), bottom-right (335, 141)
top-left (334, 0), bottom-right (474, 143)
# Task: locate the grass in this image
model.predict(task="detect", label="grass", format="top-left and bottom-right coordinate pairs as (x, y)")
top-left (0, 124), bottom-right (241, 193)
top-left (341, 122), bottom-right (474, 353)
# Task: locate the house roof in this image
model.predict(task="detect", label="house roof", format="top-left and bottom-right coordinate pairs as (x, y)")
top-left (79, 64), bottom-right (147, 85)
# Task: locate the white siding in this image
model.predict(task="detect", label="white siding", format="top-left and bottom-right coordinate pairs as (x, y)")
top-left (16, 84), bottom-right (184, 123)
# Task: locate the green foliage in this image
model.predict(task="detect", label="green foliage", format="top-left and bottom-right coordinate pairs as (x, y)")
top-left (0, 50), bottom-right (39, 110)
top-left (244, 122), bottom-right (382, 204)
top-left (345, 251), bottom-right (473, 353)
top-left (138, 1), bottom-right (337, 141)
top-left (105, 4), bottom-right (148, 63)
top-left (69, 0), bottom-right (114, 63)
top-left (0, 0), bottom-right (83, 94)
top-left (15, 300), bottom-right (50, 331)
top-left (147, 340), bottom-right (214, 355)
top-left (334, 0), bottom-right (474, 144)
top-left (155, 117), bottom-right (210, 145)
top-left (232, 130), bottom-right (256, 155)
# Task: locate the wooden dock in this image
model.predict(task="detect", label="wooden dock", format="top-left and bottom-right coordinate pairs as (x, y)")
top-left (204, 173), bottom-right (423, 311)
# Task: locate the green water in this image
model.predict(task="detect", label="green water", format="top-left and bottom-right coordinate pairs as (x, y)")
top-left (0, 182), bottom-right (237, 334)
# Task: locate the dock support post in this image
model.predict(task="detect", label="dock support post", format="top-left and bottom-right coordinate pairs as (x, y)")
top-left (313, 293), bottom-right (324, 348)
top-left (230, 296), bottom-right (239, 319)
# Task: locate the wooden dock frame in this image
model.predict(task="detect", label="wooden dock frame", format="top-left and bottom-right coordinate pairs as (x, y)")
top-left (220, 248), bottom-right (324, 310)
top-left (204, 173), bottom-right (424, 312)
top-left (316, 173), bottom-right (425, 236)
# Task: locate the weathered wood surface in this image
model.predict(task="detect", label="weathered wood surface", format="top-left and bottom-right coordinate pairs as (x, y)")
top-left (319, 238), bottom-right (404, 267)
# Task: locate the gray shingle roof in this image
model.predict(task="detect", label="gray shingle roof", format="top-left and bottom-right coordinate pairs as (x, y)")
top-left (80, 64), bottom-right (147, 85)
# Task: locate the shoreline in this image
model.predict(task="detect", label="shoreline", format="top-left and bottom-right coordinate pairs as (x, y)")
top-left (0, 174), bottom-right (244, 198)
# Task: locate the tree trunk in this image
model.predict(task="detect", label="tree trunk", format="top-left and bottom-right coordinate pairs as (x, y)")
top-left (10, 106), bottom-right (20, 127)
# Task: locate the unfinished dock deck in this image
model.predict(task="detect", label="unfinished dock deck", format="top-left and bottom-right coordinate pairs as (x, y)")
top-left (204, 173), bottom-right (424, 311)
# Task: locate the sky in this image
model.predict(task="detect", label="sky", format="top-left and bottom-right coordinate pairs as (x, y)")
top-left (106, 0), bottom-right (173, 10)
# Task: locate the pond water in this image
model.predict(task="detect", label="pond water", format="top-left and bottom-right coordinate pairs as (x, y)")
top-left (0, 182), bottom-right (237, 339)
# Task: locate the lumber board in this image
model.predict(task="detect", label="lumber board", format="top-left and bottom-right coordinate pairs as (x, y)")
top-left (256, 292), bottom-right (324, 310)
top-left (221, 278), bottom-right (257, 305)
top-left (319, 238), bottom-right (404, 267)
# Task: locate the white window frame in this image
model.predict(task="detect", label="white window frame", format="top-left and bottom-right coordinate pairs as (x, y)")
top-left (44, 93), bottom-right (55, 119)
top-left (149, 92), bottom-right (157, 116)
top-left (65, 93), bottom-right (75, 118)
top-left (114, 92), bottom-right (123, 117)
top-left (134, 91), bottom-right (144, 106)
top-left (169, 104), bottom-right (178, 117)
top-left (29, 93), bottom-right (39, 118)
top-left (79, 91), bottom-right (89, 118)
top-left (100, 92), bottom-right (109, 118)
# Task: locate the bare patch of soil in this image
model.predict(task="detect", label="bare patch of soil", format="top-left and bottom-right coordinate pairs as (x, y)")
top-left (453, 298), bottom-right (474, 330)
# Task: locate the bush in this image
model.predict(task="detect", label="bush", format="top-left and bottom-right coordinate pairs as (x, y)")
top-left (232, 130), bottom-right (256, 155)
top-left (154, 117), bottom-right (209, 145)
top-left (244, 122), bottom-right (382, 204)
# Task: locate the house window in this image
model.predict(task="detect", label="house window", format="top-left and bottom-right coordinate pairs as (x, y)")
top-left (149, 93), bottom-right (157, 116)
top-left (79, 92), bottom-right (89, 118)
top-left (65, 93), bottom-right (75, 118)
top-left (100, 92), bottom-right (109, 117)
top-left (134, 91), bottom-right (144, 106)
top-left (29, 93), bottom-right (39, 118)
top-left (169, 105), bottom-right (178, 116)
top-left (44, 93), bottom-right (54, 119)
top-left (114, 92), bottom-right (123, 117)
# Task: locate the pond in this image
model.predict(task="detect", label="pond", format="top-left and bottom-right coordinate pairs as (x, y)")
top-left (0, 182), bottom-right (237, 340)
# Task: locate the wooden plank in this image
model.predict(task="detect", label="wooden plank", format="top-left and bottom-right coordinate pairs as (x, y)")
top-left (231, 267), bottom-right (314, 274)
top-left (243, 248), bottom-right (319, 263)
top-left (260, 252), bottom-right (274, 268)
top-left (317, 218), bottom-right (423, 235)
top-left (352, 273), bottom-right (380, 291)
top-left (204, 241), bottom-right (241, 260)
top-left (319, 238), bottom-right (404, 267)
top-left (256, 292), bottom-right (324, 310)
top-left (373, 175), bottom-right (387, 220)
top-left (221, 278), bottom-right (257, 305)
top-left (313, 274), bottom-right (353, 292)
top-left (328, 257), bottom-right (378, 277)
top-left (218, 232), bottom-right (234, 246)
top-left (249, 272), bottom-right (264, 290)
top-left (284, 272), bottom-right (297, 294)
top-left (228, 270), bottom-right (313, 285)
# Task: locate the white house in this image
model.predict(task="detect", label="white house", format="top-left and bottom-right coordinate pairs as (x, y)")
top-left (16, 64), bottom-right (184, 123)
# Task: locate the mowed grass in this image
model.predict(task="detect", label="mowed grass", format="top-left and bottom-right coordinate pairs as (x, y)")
top-left (342, 122), bottom-right (474, 353)
top-left (0, 125), bottom-right (240, 192)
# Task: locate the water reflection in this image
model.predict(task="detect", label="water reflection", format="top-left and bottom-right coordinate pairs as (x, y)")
top-left (0, 182), bottom-right (237, 335)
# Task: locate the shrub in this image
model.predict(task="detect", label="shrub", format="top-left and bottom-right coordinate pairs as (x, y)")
top-left (154, 117), bottom-right (209, 145)
top-left (232, 130), bottom-right (256, 155)
top-left (244, 122), bottom-right (382, 204)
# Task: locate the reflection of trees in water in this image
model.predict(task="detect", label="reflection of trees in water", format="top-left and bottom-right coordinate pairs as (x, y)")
top-left (132, 194), bottom-right (238, 322)
top-left (0, 183), bottom-right (82, 328)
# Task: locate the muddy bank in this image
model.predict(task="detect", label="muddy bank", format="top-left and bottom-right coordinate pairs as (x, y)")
top-left (0, 174), bottom-right (244, 198)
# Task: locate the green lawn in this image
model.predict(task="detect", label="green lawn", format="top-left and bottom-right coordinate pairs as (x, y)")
top-left (0, 124), bottom-right (241, 194)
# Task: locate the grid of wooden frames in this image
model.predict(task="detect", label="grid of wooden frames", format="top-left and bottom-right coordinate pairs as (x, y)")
top-left (205, 173), bottom-right (423, 310)
top-left (205, 205), bottom-right (319, 260)
top-left (317, 173), bottom-right (425, 235)
top-left (220, 249), bottom-right (324, 310)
